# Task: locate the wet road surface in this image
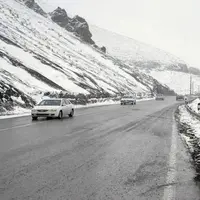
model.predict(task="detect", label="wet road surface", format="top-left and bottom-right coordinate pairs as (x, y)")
top-left (0, 97), bottom-right (199, 200)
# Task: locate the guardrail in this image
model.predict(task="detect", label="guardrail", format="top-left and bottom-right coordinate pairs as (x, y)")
top-left (185, 98), bottom-right (200, 119)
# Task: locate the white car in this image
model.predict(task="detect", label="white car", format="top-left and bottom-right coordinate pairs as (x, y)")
top-left (31, 98), bottom-right (74, 120)
top-left (121, 95), bottom-right (136, 105)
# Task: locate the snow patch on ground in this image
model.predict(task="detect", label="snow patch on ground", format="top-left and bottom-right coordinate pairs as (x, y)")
top-left (178, 105), bottom-right (200, 179)
top-left (179, 105), bottom-right (200, 145)
top-left (0, 107), bottom-right (31, 119)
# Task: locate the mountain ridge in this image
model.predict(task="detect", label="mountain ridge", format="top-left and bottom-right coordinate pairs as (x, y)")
top-left (90, 25), bottom-right (200, 94)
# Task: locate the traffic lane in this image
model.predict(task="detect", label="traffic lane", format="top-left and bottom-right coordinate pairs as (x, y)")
top-left (0, 97), bottom-right (177, 154)
top-left (0, 97), bottom-right (176, 131)
top-left (1, 103), bottom-right (196, 200)
top-left (0, 97), bottom-right (183, 200)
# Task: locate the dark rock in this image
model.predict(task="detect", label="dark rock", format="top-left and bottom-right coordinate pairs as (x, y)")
top-left (23, 0), bottom-right (47, 17)
top-left (93, 44), bottom-right (98, 48)
top-left (153, 81), bottom-right (176, 95)
top-left (50, 7), bottom-right (95, 44)
top-left (50, 7), bottom-right (69, 27)
top-left (101, 46), bottom-right (106, 53)
top-left (189, 67), bottom-right (200, 76)
top-left (167, 63), bottom-right (189, 73)
top-left (177, 63), bottom-right (189, 73)
top-left (70, 15), bottom-right (95, 44)
top-left (0, 81), bottom-right (35, 114)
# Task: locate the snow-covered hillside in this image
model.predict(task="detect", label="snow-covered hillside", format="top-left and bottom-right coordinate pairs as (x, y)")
top-left (0, 0), bottom-right (174, 113)
top-left (91, 25), bottom-right (184, 66)
top-left (91, 25), bottom-right (200, 94)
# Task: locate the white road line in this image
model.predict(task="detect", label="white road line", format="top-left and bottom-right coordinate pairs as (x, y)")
top-left (0, 121), bottom-right (44, 132)
top-left (0, 113), bottom-right (86, 132)
top-left (163, 114), bottom-right (177, 200)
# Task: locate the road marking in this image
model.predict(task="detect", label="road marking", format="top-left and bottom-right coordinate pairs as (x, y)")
top-left (0, 121), bottom-right (44, 132)
top-left (163, 114), bottom-right (177, 200)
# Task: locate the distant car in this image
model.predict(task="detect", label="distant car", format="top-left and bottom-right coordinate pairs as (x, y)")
top-left (31, 98), bottom-right (74, 120)
top-left (198, 103), bottom-right (200, 111)
top-left (155, 94), bottom-right (165, 100)
top-left (176, 95), bottom-right (184, 101)
top-left (184, 96), bottom-right (189, 104)
top-left (121, 95), bottom-right (136, 105)
top-left (136, 93), bottom-right (142, 99)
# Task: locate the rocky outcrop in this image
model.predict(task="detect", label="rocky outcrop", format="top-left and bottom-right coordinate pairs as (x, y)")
top-left (22, 1), bottom-right (105, 49)
top-left (50, 8), bottom-right (95, 45)
top-left (100, 46), bottom-right (106, 53)
top-left (0, 81), bottom-right (35, 113)
top-left (50, 7), bottom-right (69, 27)
top-left (23, 0), bottom-right (47, 17)
top-left (70, 15), bottom-right (95, 44)
top-left (189, 67), bottom-right (200, 76)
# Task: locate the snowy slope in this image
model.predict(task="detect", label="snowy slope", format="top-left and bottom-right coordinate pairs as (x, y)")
top-left (91, 25), bottom-right (200, 94)
top-left (0, 0), bottom-right (146, 94)
top-left (149, 71), bottom-right (190, 94)
top-left (0, 0), bottom-right (175, 113)
top-left (91, 25), bottom-right (184, 65)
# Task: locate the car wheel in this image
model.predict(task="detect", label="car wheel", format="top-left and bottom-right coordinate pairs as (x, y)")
top-left (134, 101), bottom-right (136, 105)
top-left (69, 109), bottom-right (74, 117)
top-left (58, 111), bottom-right (63, 119)
top-left (32, 116), bottom-right (38, 121)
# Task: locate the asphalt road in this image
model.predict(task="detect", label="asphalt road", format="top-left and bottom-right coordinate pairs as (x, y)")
top-left (0, 97), bottom-right (199, 200)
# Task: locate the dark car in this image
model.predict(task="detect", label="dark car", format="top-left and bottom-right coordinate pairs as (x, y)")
top-left (121, 95), bottom-right (136, 105)
top-left (176, 95), bottom-right (184, 101)
top-left (155, 94), bottom-right (165, 100)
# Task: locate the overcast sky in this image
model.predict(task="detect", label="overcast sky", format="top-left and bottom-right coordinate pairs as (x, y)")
top-left (38, 0), bottom-right (200, 67)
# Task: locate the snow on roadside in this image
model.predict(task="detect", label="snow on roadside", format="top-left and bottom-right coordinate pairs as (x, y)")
top-left (178, 105), bottom-right (200, 179)
top-left (0, 98), bottom-right (154, 119)
top-left (0, 107), bottom-right (31, 119)
top-left (178, 105), bottom-right (200, 173)
top-left (179, 105), bottom-right (200, 139)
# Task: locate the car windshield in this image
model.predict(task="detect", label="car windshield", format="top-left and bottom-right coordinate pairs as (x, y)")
top-left (38, 100), bottom-right (61, 106)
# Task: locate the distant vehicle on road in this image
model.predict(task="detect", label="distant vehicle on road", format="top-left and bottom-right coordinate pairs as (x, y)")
top-left (184, 96), bottom-right (189, 104)
top-left (31, 98), bottom-right (74, 120)
top-left (198, 103), bottom-right (200, 111)
top-left (121, 95), bottom-right (136, 105)
top-left (155, 94), bottom-right (165, 100)
top-left (136, 92), bottom-right (142, 99)
top-left (176, 95), bottom-right (184, 101)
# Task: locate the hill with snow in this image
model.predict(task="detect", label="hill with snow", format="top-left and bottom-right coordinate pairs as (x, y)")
top-left (91, 25), bottom-right (200, 94)
top-left (0, 0), bottom-right (175, 113)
